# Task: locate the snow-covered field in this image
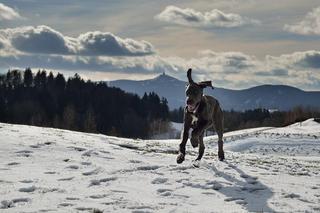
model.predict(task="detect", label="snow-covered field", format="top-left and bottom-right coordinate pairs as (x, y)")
top-left (1, 119), bottom-right (320, 212)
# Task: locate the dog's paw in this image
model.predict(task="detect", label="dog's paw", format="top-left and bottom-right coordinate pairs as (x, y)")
top-left (192, 160), bottom-right (201, 168)
top-left (218, 151), bottom-right (225, 161)
top-left (176, 153), bottom-right (185, 164)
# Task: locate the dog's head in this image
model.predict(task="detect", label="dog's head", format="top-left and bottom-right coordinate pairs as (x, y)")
top-left (185, 68), bottom-right (213, 112)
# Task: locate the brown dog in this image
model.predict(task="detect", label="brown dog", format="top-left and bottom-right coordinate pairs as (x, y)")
top-left (177, 69), bottom-right (224, 164)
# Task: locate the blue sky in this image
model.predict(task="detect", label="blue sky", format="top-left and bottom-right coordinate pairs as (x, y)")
top-left (0, 0), bottom-right (320, 90)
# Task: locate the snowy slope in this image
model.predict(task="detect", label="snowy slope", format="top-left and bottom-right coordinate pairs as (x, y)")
top-left (0, 120), bottom-right (320, 212)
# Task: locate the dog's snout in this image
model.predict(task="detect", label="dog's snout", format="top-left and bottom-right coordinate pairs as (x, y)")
top-left (186, 99), bottom-right (193, 105)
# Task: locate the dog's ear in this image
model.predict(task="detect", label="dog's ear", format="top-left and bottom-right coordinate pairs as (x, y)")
top-left (187, 68), bottom-right (194, 84)
top-left (198, 81), bottom-right (214, 89)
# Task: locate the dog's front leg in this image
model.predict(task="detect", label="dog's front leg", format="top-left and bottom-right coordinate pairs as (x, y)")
top-left (177, 112), bottom-right (192, 164)
top-left (192, 120), bottom-right (211, 162)
top-left (190, 120), bottom-right (210, 148)
top-left (195, 133), bottom-right (205, 161)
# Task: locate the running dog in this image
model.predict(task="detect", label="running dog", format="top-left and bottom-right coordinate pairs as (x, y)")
top-left (176, 69), bottom-right (224, 164)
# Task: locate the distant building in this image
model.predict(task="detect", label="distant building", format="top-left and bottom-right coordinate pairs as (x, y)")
top-left (268, 109), bottom-right (279, 113)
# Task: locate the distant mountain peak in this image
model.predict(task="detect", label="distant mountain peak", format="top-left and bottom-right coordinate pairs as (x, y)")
top-left (152, 72), bottom-right (179, 82)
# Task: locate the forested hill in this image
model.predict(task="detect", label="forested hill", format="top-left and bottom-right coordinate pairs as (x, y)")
top-left (0, 69), bottom-right (170, 138)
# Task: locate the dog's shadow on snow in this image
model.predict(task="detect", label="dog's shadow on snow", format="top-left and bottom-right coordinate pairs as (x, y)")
top-left (209, 162), bottom-right (274, 212)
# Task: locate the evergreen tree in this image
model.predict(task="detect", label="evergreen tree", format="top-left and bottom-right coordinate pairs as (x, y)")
top-left (23, 68), bottom-right (33, 87)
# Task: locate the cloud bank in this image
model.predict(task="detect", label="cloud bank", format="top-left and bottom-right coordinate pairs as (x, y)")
top-left (284, 7), bottom-right (320, 35)
top-left (0, 3), bottom-right (21, 20)
top-left (0, 25), bottom-right (319, 90)
top-left (1, 47), bottom-right (320, 90)
top-left (0, 25), bottom-right (155, 56)
top-left (155, 6), bottom-right (259, 28)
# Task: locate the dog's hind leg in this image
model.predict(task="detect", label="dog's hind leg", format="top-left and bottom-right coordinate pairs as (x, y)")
top-left (213, 104), bottom-right (225, 161)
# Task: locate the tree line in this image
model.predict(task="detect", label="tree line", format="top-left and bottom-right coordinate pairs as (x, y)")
top-left (0, 69), bottom-right (170, 138)
top-left (170, 107), bottom-right (320, 132)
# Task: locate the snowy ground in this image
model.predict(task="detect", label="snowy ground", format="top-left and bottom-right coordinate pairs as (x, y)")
top-left (0, 119), bottom-right (320, 212)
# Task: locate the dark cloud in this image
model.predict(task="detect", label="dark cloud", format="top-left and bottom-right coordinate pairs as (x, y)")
top-left (0, 54), bottom-right (170, 74)
top-left (256, 69), bottom-right (288, 76)
top-left (199, 50), bottom-right (256, 70)
top-left (9, 26), bottom-right (73, 55)
top-left (1, 25), bottom-right (155, 56)
top-left (297, 51), bottom-right (320, 68)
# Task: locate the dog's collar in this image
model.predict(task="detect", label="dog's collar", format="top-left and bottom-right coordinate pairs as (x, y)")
top-left (187, 102), bottom-right (200, 114)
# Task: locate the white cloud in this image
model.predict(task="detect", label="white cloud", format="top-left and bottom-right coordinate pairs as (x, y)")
top-left (155, 5), bottom-right (260, 28)
top-left (284, 7), bottom-right (320, 35)
top-left (266, 50), bottom-right (320, 69)
top-left (77, 31), bottom-right (154, 56)
top-left (0, 3), bottom-right (21, 20)
top-left (0, 25), bottom-right (155, 56)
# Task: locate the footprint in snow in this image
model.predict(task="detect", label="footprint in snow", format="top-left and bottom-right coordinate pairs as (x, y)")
top-left (89, 177), bottom-right (117, 186)
top-left (240, 174), bottom-right (258, 180)
top-left (66, 197), bottom-right (80, 201)
top-left (7, 162), bottom-right (20, 166)
top-left (44, 141), bottom-right (54, 145)
top-left (82, 168), bottom-right (101, 176)
top-left (66, 165), bottom-right (79, 170)
top-left (67, 146), bottom-right (87, 152)
top-left (38, 187), bottom-right (65, 193)
top-left (136, 165), bottom-right (161, 171)
top-left (58, 203), bottom-right (74, 207)
top-left (99, 150), bottom-right (111, 154)
top-left (157, 188), bottom-right (173, 196)
top-left (58, 177), bottom-right (74, 181)
top-left (15, 150), bottom-right (33, 154)
top-left (89, 194), bottom-right (109, 199)
top-left (0, 200), bottom-right (14, 209)
top-left (44, 171), bottom-right (56, 174)
top-left (19, 185), bottom-right (36, 193)
top-left (224, 197), bottom-right (245, 202)
top-left (15, 150), bottom-right (33, 157)
top-left (19, 179), bottom-right (33, 183)
top-left (129, 160), bottom-right (142, 164)
top-left (283, 193), bottom-right (301, 199)
top-left (236, 200), bottom-right (248, 205)
top-left (128, 205), bottom-right (154, 212)
top-left (0, 180), bottom-right (12, 183)
top-left (75, 207), bottom-right (93, 211)
top-left (82, 150), bottom-right (99, 157)
top-left (30, 142), bottom-right (54, 148)
top-left (81, 161), bottom-right (92, 166)
top-left (151, 177), bottom-right (168, 184)
top-left (0, 198), bottom-right (31, 209)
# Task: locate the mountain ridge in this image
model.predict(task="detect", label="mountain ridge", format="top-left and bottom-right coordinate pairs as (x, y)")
top-left (109, 73), bottom-right (320, 111)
